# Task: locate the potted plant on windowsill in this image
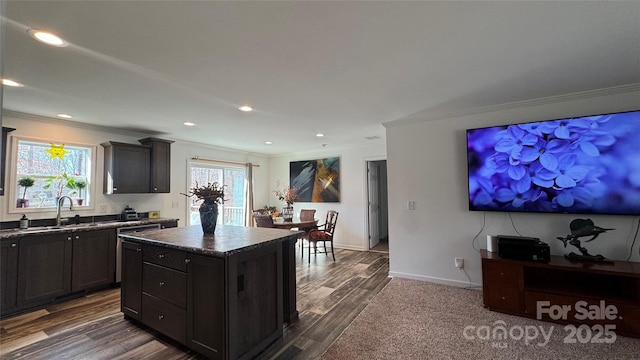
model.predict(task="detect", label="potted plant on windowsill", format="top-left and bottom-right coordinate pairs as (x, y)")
top-left (43, 172), bottom-right (77, 202)
top-left (17, 176), bottom-right (35, 208)
top-left (75, 179), bottom-right (87, 206)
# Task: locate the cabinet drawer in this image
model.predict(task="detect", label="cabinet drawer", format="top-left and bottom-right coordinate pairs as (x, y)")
top-left (143, 245), bottom-right (186, 271)
top-left (141, 293), bottom-right (186, 344)
top-left (484, 261), bottom-right (518, 287)
top-left (143, 262), bottom-right (186, 308)
top-left (484, 285), bottom-right (521, 313)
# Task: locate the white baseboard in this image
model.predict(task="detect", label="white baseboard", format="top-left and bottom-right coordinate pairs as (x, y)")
top-left (388, 271), bottom-right (482, 289)
top-left (333, 244), bottom-right (367, 251)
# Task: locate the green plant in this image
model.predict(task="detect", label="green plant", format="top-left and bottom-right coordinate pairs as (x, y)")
top-left (75, 179), bottom-right (87, 198)
top-left (43, 172), bottom-right (77, 197)
top-left (18, 176), bottom-right (35, 199)
top-left (181, 181), bottom-right (227, 204)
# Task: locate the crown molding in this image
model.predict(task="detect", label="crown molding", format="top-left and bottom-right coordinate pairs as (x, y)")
top-left (383, 83), bottom-right (640, 128)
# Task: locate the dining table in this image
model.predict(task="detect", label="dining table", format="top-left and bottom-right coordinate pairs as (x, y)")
top-left (272, 217), bottom-right (318, 230)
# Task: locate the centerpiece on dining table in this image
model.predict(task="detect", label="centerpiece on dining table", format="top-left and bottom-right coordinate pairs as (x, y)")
top-left (273, 180), bottom-right (300, 222)
top-left (182, 181), bottom-right (227, 234)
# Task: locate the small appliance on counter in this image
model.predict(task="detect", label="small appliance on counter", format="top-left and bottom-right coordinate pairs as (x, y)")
top-left (121, 205), bottom-right (139, 221)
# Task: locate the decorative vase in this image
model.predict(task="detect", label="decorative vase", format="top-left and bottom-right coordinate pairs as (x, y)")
top-left (17, 199), bottom-right (29, 208)
top-left (77, 198), bottom-right (84, 206)
top-left (282, 205), bottom-right (294, 222)
top-left (199, 199), bottom-right (219, 234)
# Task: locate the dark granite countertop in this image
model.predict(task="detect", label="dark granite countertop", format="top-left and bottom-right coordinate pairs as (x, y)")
top-left (118, 225), bottom-right (303, 257)
top-left (0, 218), bottom-right (179, 239)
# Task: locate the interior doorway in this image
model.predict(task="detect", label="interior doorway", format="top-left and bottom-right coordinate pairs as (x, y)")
top-left (367, 160), bottom-right (389, 252)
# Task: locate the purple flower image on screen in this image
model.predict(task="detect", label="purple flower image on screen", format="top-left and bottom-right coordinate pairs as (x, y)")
top-left (466, 110), bottom-right (640, 215)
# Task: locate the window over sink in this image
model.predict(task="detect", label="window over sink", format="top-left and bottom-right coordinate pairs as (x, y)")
top-left (11, 137), bottom-right (96, 212)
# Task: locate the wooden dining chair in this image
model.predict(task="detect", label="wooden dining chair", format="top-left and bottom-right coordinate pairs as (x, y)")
top-left (254, 214), bottom-right (275, 228)
top-left (304, 210), bottom-right (338, 263)
top-left (298, 209), bottom-right (317, 258)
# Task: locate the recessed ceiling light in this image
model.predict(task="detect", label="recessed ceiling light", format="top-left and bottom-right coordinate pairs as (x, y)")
top-left (316, 133), bottom-right (325, 137)
top-left (265, 141), bottom-right (273, 145)
top-left (28, 29), bottom-right (68, 47)
top-left (238, 105), bottom-right (253, 112)
top-left (2, 78), bottom-right (24, 87)
top-left (57, 113), bottom-right (73, 119)
top-left (183, 121), bottom-right (196, 126)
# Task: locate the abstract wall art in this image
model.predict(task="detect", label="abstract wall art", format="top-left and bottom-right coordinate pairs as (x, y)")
top-left (290, 157), bottom-right (340, 203)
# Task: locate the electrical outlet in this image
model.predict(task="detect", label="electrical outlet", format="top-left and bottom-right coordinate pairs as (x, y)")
top-left (407, 200), bottom-right (415, 210)
top-left (455, 257), bottom-right (464, 269)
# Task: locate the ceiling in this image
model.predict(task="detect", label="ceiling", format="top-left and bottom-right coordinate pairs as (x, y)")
top-left (2, 1), bottom-right (639, 155)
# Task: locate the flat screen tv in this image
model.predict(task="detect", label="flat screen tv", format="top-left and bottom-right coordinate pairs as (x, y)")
top-left (466, 110), bottom-right (640, 215)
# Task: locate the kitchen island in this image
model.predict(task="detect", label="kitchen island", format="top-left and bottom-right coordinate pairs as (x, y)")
top-left (118, 225), bottom-right (303, 360)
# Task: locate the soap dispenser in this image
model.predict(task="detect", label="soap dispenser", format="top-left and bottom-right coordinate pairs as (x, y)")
top-left (20, 214), bottom-right (29, 229)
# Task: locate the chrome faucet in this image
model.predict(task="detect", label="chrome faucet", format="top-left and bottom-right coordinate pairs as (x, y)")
top-left (56, 196), bottom-right (73, 226)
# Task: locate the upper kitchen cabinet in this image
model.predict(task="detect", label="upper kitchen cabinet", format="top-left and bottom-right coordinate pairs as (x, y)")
top-left (139, 138), bottom-right (174, 193)
top-left (102, 141), bottom-right (151, 194)
top-left (1, 127), bottom-right (16, 196)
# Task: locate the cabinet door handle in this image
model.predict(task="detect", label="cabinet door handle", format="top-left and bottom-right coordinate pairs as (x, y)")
top-left (11, 243), bottom-right (17, 247)
top-left (159, 281), bottom-right (165, 287)
top-left (67, 236), bottom-right (72, 241)
top-left (501, 296), bottom-right (506, 300)
top-left (158, 315), bottom-right (164, 320)
top-left (158, 254), bottom-right (165, 259)
top-left (154, 187), bottom-right (158, 191)
top-left (113, 187), bottom-right (118, 191)
top-left (75, 235), bottom-right (80, 240)
top-left (500, 272), bottom-right (504, 276)
top-left (137, 247), bottom-right (142, 252)
top-left (185, 259), bottom-right (191, 264)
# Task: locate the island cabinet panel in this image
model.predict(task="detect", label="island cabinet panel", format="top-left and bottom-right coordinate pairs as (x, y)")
top-left (227, 243), bottom-right (282, 360)
top-left (71, 229), bottom-right (116, 292)
top-left (121, 240), bottom-right (143, 320)
top-left (187, 253), bottom-right (225, 359)
top-left (120, 227), bottom-right (289, 360)
top-left (17, 234), bottom-right (72, 306)
top-left (1, 239), bottom-right (19, 311)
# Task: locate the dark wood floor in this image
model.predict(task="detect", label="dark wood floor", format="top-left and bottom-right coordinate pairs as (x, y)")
top-left (0, 248), bottom-right (390, 360)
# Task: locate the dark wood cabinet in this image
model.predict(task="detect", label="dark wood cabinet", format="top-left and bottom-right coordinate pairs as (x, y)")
top-left (187, 253), bottom-right (225, 359)
top-left (121, 240), bottom-right (143, 320)
top-left (1, 127), bottom-right (16, 196)
top-left (1, 239), bottom-right (19, 311)
top-left (72, 229), bottom-right (116, 292)
top-left (122, 240), bottom-right (282, 359)
top-left (481, 249), bottom-right (640, 338)
top-left (101, 141), bottom-right (150, 194)
top-left (17, 233), bottom-right (72, 307)
top-left (139, 138), bottom-right (173, 193)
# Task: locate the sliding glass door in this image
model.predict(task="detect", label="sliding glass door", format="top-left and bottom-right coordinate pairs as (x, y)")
top-left (188, 162), bottom-right (246, 226)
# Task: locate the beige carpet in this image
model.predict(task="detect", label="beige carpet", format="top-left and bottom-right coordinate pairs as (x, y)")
top-left (321, 278), bottom-right (640, 360)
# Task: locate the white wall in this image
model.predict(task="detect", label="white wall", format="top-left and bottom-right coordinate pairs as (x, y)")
top-left (1, 112), bottom-right (269, 224)
top-left (385, 87), bottom-right (640, 287)
top-left (268, 144), bottom-right (386, 251)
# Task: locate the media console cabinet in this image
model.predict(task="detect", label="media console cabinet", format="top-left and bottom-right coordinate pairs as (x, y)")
top-left (481, 249), bottom-right (640, 338)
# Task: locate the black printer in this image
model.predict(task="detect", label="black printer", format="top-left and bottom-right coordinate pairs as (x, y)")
top-left (497, 235), bottom-right (550, 262)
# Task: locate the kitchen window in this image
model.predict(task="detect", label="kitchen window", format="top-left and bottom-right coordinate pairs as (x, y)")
top-left (13, 138), bottom-right (95, 211)
top-left (188, 162), bottom-right (246, 226)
